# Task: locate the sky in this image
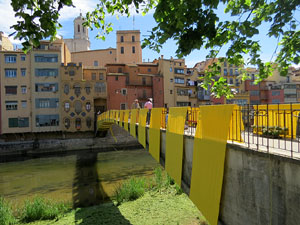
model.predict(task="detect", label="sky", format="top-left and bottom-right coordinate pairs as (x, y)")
top-left (0, 0), bottom-right (298, 68)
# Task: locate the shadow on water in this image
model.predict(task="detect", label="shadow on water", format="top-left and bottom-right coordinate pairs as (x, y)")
top-left (73, 152), bottom-right (131, 225)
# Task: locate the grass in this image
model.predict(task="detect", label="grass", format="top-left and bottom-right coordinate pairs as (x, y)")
top-left (20, 196), bottom-right (71, 223)
top-left (0, 196), bottom-right (16, 225)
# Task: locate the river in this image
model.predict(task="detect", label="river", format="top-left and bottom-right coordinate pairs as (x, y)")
top-left (0, 149), bottom-right (159, 208)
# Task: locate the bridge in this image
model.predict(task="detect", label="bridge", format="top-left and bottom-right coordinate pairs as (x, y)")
top-left (97, 104), bottom-right (300, 225)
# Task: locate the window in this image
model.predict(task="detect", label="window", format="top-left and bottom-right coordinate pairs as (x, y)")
top-left (69, 70), bottom-right (75, 76)
top-left (142, 77), bottom-right (146, 85)
top-left (94, 61), bottom-right (98, 66)
top-left (74, 84), bottom-right (81, 97)
top-left (110, 51), bottom-right (112, 54)
top-left (78, 24), bottom-right (80, 32)
top-left (64, 118), bottom-right (70, 129)
top-left (224, 61), bottom-right (227, 67)
top-left (121, 36), bottom-right (124, 42)
top-left (21, 69), bottom-right (26, 76)
top-left (36, 83), bottom-right (58, 92)
top-left (75, 118), bottom-right (81, 130)
top-left (64, 102), bottom-right (70, 112)
top-left (35, 98), bottom-right (58, 108)
top-left (170, 78), bottom-right (173, 82)
top-left (170, 67), bottom-right (173, 72)
top-left (235, 69), bottom-right (239, 75)
top-left (34, 54), bottom-right (58, 62)
top-left (224, 68), bottom-right (228, 76)
top-left (272, 91), bottom-right (280, 96)
top-left (92, 73), bottom-right (96, 80)
top-left (86, 117), bottom-right (92, 128)
top-left (251, 74), bottom-right (255, 80)
top-left (177, 89), bottom-right (188, 96)
top-left (287, 76), bottom-right (290, 83)
top-left (143, 90), bottom-right (147, 99)
top-left (5, 69), bottom-right (17, 78)
top-left (115, 76), bottom-right (119, 81)
top-left (174, 68), bottom-right (184, 74)
top-left (21, 101), bottom-right (27, 108)
top-left (230, 69), bottom-right (233, 76)
top-left (5, 55), bottom-right (16, 63)
top-left (177, 102), bottom-right (190, 106)
top-left (6, 101), bottom-right (18, 110)
top-left (85, 85), bottom-right (91, 95)
top-left (132, 36), bottom-right (135, 42)
top-left (5, 86), bottom-right (17, 95)
top-left (21, 86), bottom-right (27, 94)
top-left (36, 115), bottom-right (59, 127)
top-left (121, 88), bottom-right (127, 95)
top-left (175, 77), bottom-right (185, 84)
top-left (35, 68), bottom-right (58, 77)
top-left (74, 101), bottom-right (82, 114)
top-left (147, 68), bottom-right (151, 72)
top-left (229, 78), bottom-right (233, 84)
top-left (120, 103), bottom-right (126, 110)
top-left (9, 117), bottom-right (29, 128)
top-left (250, 90), bottom-right (260, 96)
top-left (132, 46), bottom-right (135, 54)
top-left (272, 99), bottom-right (280, 104)
top-left (118, 67), bottom-right (123, 73)
top-left (21, 54), bottom-right (26, 61)
top-left (86, 102), bottom-right (91, 112)
top-left (170, 90), bottom-right (173, 94)
top-left (99, 73), bottom-right (104, 80)
top-left (121, 47), bottom-right (124, 54)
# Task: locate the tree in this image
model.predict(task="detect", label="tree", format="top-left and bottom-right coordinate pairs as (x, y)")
top-left (10, 0), bottom-right (300, 97)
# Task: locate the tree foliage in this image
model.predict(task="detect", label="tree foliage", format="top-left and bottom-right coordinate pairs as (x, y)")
top-left (10, 0), bottom-right (300, 97)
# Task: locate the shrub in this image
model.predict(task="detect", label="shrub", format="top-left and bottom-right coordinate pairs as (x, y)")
top-left (0, 197), bottom-right (16, 225)
top-left (20, 196), bottom-right (70, 223)
top-left (115, 177), bottom-right (146, 205)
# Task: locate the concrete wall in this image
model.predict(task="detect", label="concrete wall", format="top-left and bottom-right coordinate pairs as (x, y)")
top-left (150, 129), bottom-right (300, 225)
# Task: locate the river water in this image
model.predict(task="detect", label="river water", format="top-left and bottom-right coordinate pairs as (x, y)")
top-left (0, 149), bottom-right (159, 208)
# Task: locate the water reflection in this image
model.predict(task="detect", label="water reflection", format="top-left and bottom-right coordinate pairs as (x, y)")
top-left (72, 152), bottom-right (106, 207)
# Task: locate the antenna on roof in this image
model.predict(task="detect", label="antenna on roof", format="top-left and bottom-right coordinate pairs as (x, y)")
top-left (133, 15), bottom-right (135, 30)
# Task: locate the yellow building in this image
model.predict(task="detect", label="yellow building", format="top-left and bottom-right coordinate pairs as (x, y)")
top-left (116, 30), bottom-right (142, 64)
top-left (157, 56), bottom-right (199, 107)
top-left (0, 32), bottom-right (13, 51)
top-left (0, 50), bottom-right (32, 134)
top-left (60, 63), bottom-right (96, 132)
top-left (30, 39), bottom-right (70, 133)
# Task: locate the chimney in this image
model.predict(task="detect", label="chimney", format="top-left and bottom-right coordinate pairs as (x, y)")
top-left (161, 55), bottom-right (164, 59)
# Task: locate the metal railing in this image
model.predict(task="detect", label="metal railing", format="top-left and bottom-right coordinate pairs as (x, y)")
top-left (100, 103), bottom-right (300, 159)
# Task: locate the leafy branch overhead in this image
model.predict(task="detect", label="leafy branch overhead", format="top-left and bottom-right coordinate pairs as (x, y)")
top-left (10, 0), bottom-right (300, 97)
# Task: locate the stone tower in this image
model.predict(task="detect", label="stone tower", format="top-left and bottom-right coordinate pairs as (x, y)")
top-left (64, 13), bottom-right (90, 53)
top-left (116, 30), bottom-right (142, 64)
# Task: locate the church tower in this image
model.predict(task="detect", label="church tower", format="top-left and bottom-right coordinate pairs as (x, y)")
top-left (64, 13), bottom-right (90, 53)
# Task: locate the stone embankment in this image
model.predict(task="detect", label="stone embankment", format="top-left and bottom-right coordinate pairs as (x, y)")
top-left (0, 125), bottom-right (142, 162)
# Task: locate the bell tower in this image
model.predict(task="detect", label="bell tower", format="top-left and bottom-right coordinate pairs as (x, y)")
top-left (74, 13), bottom-right (89, 41)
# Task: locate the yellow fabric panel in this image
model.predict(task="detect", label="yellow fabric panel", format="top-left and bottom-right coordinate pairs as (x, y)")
top-left (138, 109), bottom-right (148, 148)
top-left (119, 110), bottom-right (124, 127)
top-left (130, 109), bottom-right (138, 137)
top-left (227, 105), bottom-right (244, 142)
top-left (149, 108), bottom-right (163, 162)
top-left (167, 107), bottom-right (188, 134)
top-left (190, 105), bottom-right (234, 225)
top-left (124, 110), bottom-right (130, 131)
top-left (165, 107), bottom-right (188, 186)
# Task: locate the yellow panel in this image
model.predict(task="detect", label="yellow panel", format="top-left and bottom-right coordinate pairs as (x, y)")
top-left (124, 110), bottom-right (130, 131)
top-left (190, 105), bottom-right (234, 225)
top-left (130, 109), bottom-right (138, 137)
top-left (138, 109), bottom-right (148, 148)
top-left (149, 108), bottom-right (163, 162)
top-left (167, 107), bottom-right (188, 134)
top-left (119, 110), bottom-right (124, 127)
top-left (165, 107), bottom-right (188, 186)
top-left (228, 105), bottom-right (244, 142)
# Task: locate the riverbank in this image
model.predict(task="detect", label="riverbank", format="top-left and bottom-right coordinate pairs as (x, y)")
top-left (0, 125), bottom-right (142, 162)
top-left (25, 189), bottom-right (207, 225)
